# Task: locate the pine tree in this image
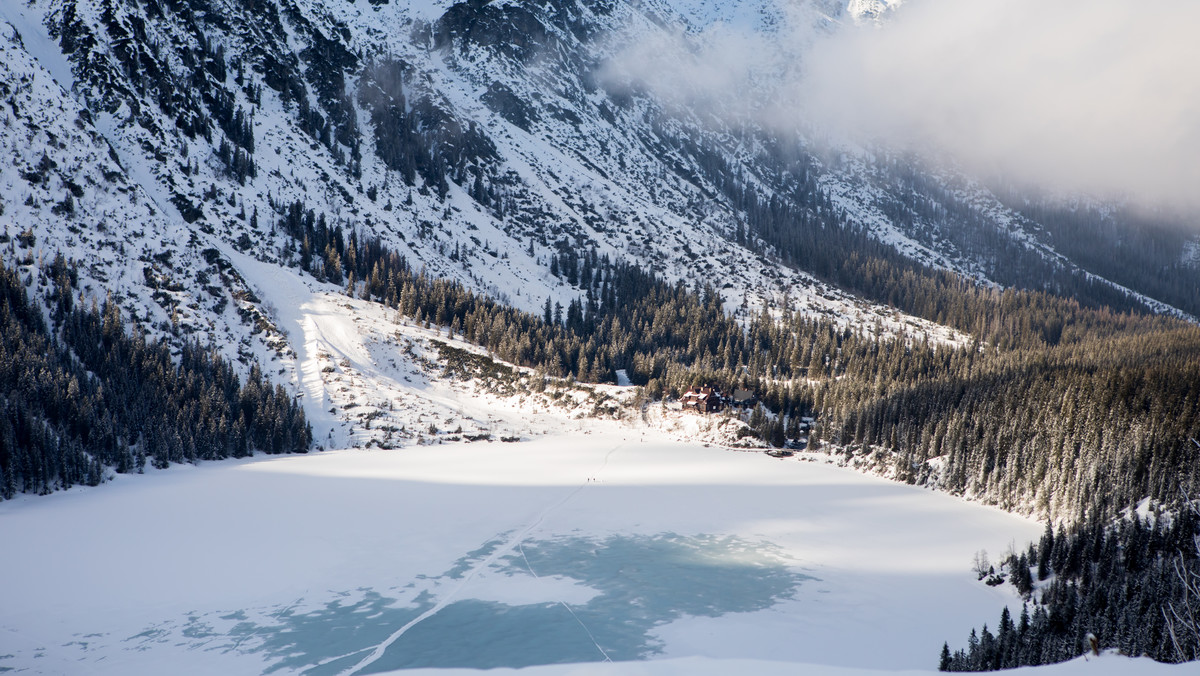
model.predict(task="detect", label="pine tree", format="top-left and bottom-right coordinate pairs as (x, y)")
top-left (1038, 522), bottom-right (1055, 580)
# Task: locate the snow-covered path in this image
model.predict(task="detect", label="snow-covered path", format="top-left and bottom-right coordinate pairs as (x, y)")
top-left (222, 248), bottom-right (593, 451)
top-left (221, 248), bottom-right (355, 443)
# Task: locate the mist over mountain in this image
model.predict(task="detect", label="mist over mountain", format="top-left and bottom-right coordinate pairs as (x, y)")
top-left (801, 0), bottom-right (1200, 217)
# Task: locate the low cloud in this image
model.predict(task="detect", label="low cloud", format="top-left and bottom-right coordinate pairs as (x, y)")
top-left (802, 0), bottom-right (1200, 212)
top-left (605, 0), bottom-right (1200, 215)
top-left (599, 7), bottom-right (818, 120)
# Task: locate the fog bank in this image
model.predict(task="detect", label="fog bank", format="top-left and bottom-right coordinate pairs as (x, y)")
top-left (800, 0), bottom-right (1200, 212)
top-left (606, 0), bottom-right (1200, 214)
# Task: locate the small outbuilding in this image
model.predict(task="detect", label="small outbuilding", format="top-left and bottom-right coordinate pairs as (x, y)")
top-left (731, 389), bottom-right (756, 408)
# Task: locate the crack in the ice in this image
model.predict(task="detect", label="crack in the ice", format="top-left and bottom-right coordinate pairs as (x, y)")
top-left (338, 445), bottom-right (625, 675)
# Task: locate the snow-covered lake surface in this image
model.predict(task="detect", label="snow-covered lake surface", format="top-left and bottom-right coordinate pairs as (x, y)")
top-left (0, 428), bottom-right (1093, 675)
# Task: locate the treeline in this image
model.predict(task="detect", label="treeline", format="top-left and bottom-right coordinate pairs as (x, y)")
top-left (729, 165), bottom-right (1181, 351)
top-left (942, 510), bottom-right (1200, 669)
top-left (279, 198), bottom-right (745, 385)
top-left (0, 257), bottom-right (311, 500)
top-left (280, 198), bottom-right (953, 397)
top-left (1002, 191), bottom-right (1200, 320)
top-left (672, 126), bottom-right (1200, 328)
top-left (278, 198), bottom-right (1200, 526)
top-left (813, 328), bottom-right (1200, 520)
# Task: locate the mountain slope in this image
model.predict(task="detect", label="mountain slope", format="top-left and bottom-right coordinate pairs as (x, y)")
top-left (4, 0), bottom-right (1195, 375)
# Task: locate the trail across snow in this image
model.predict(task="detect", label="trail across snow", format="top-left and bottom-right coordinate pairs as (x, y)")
top-left (222, 246), bottom-right (395, 443)
top-left (342, 444), bottom-right (627, 675)
top-left (222, 247), bottom-right (607, 451)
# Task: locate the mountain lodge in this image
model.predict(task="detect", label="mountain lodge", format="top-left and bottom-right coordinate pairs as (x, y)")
top-left (680, 385), bottom-right (725, 413)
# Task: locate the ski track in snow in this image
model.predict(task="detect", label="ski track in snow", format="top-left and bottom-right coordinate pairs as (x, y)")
top-left (341, 444), bottom-right (627, 676)
top-left (516, 539), bottom-right (614, 664)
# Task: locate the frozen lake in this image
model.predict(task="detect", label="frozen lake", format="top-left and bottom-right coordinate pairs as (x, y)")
top-left (132, 533), bottom-right (809, 674)
top-left (0, 431), bottom-right (1043, 675)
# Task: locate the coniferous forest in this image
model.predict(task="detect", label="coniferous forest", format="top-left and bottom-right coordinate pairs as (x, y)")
top-left (0, 258), bottom-right (311, 500)
top-left (942, 510), bottom-right (1200, 669)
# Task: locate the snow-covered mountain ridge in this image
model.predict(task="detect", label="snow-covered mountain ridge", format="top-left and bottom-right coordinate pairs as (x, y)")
top-left (846, 0), bottom-right (900, 23)
top-left (1, 0), bottom-right (1196, 384)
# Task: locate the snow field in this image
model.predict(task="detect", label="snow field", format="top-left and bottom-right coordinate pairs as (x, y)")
top-left (1, 430), bottom-right (1052, 674)
top-left (222, 246), bottom-right (633, 451)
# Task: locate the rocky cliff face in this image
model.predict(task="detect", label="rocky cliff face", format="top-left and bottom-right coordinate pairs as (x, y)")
top-left (845, 0), bottom-right (899, 23)
top-left (0, 0), bottom-right (1194, 376)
